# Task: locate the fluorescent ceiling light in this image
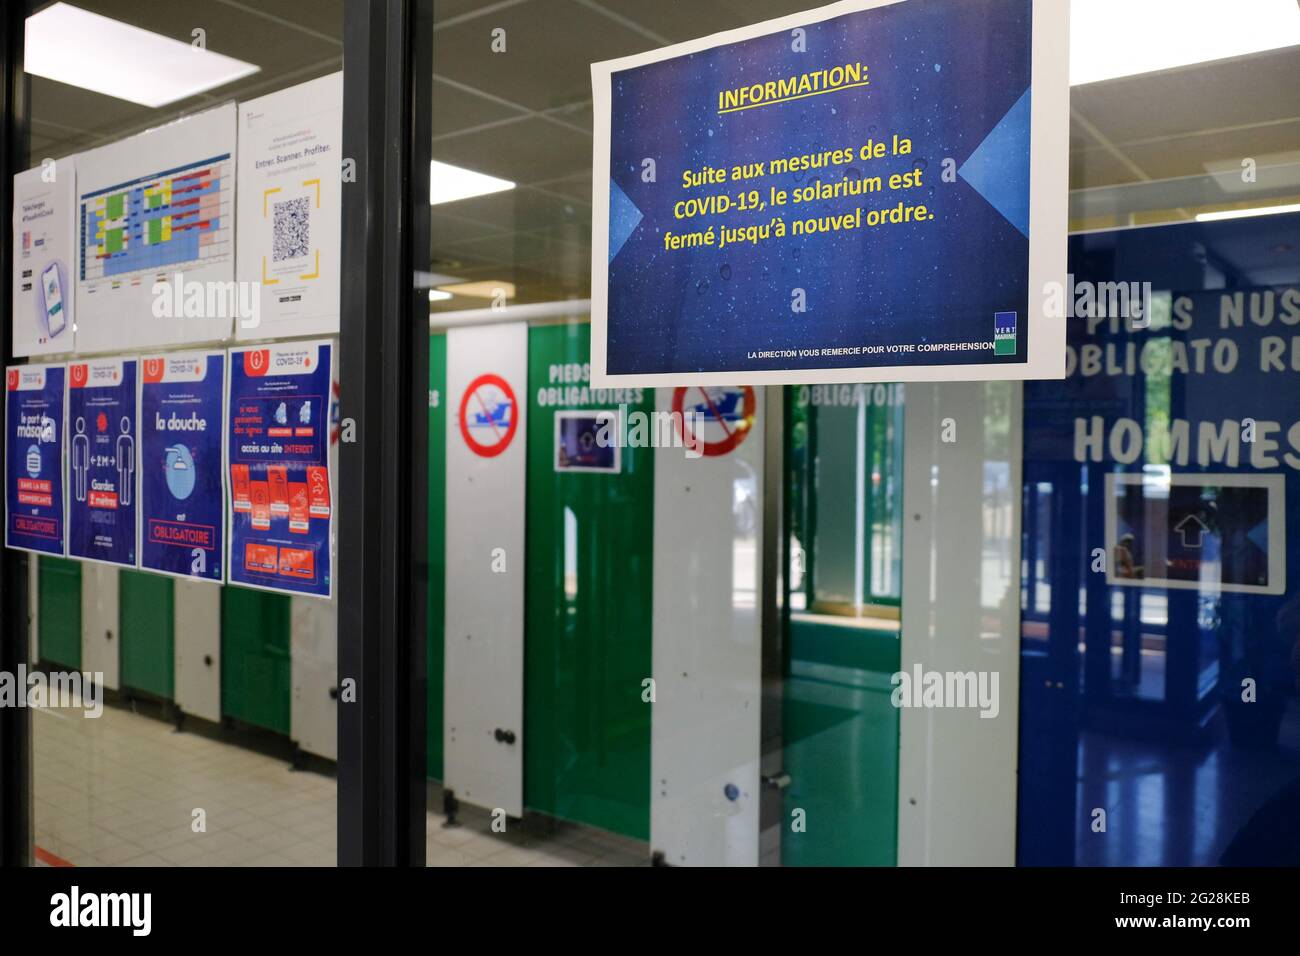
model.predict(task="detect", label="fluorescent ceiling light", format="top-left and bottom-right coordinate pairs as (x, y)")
top-left (25, 3), bottom-right (259, 108)
top-left (438, 281), bottom-right (516, 300)
top-left (431, 160), bottom-right (515, 205)
top-left (429, 289), bottom-right (453, 302)
top-left (1070, 0), bottom-right (1300, 86)
top-left (1196, 202), bottom-right (1300, 222)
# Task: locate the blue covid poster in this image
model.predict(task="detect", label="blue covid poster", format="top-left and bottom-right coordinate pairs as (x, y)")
top-left (140, 352), bottom-right (225, 581)
top-left (590, 0), bottom-right (1069, 386)
top-left (227, 340), bottom-right (333, 598)
top-left (5, 363), bottom-right (66, 555)
top-left (67, 357), bottom-right (137, 566)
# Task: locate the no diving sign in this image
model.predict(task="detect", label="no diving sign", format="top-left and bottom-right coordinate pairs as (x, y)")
top-left (459, 373), bottom-right (519, 458)
top-left (672, 386), bottom-right (756, 457)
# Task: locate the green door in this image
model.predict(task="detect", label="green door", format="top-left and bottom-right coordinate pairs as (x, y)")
top-left (119, 570), bottom-right (174, 699)
top-left (523, 322), bottom-right (654, 840)
top-left (781, 385), bottom-right (903, 866)
top-left (428, 334), bottom-right (446, 780)
top-left (221, 585), bottom-right (291, 734)
top-left (39, 556), bottom-right (81, 669)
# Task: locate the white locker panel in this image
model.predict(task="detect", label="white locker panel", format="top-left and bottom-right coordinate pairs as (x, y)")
top-left (174, 579), bottom-right (221, 723)
top-left (291, 594), bottom-right (337, 760)
top-left (443, 322), bottom-right (527, 817)
top-left (898, 381), bottom-right (1022, 866)
top-left (651, 385), bottom-right (764, 866)
top-left (80, 563), bottom-right (119, 690)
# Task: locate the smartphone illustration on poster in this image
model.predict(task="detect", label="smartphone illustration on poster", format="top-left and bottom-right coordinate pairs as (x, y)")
top-left (41, 263), bottom-right (66, 339)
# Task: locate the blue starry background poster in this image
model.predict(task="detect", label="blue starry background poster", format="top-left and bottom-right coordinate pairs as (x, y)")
top-left (606, 0), bottom-right (1033, 375)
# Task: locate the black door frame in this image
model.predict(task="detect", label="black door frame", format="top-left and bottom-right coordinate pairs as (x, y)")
top-left (337, 0), bottom-right (432, 867)
top-left (0, 0), bottom-right (432, 867)
top-left (0, 0), bottom-right (33, 870)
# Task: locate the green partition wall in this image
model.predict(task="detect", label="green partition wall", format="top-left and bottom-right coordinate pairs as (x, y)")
top-left (38, 556), bottom-right (81, 669)
top-left (119, 570), bottom-right (174, 699)
top-left (523, 322), bottom-right (654, 839)
top-left (428, 333), bottom-right (446, 780)
top-left (220, 585), bottom-right (291, 734)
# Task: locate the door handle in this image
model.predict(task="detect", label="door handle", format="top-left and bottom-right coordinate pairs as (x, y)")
top-left (494, 728), bottom-right (516, 745)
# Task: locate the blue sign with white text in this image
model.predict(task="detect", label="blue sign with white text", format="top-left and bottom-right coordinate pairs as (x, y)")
top-left (227, 341), bottom-right (333, 598)
top-left (599, 0), bottom-right (1045, 379)
top-left (140, 352), bottom-right (224, 580)
top-left (67, 357), bottom-right (137, 566)
top-left (5, 363), bottom-right (66, 555)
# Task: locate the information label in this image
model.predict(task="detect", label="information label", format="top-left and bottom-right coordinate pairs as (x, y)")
top-left (236, 73), bottom-right (343, 339)
top-left (5, 363), bottom-right (66, 555)
top-left (590, 0), bottom-right (1068, 386)
top-left (140, 351), bottom-right (225, 581)
top-left (226, 340), bottom-right (333, 598)
top-left (67, 358), bottom-right (138, 566)
top-left (12, 158), bottom-right (77, 357)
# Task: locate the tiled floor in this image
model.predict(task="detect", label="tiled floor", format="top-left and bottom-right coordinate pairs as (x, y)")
top-left (33, 699), bottom-right (648, 867)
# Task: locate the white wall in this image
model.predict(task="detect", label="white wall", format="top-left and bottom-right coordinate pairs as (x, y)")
top-left (898, 381), bottom-right (1022, 866)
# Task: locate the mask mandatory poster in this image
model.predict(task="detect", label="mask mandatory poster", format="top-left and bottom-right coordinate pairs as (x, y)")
top-left (226, 340), bottom-right (334, 598)
top-left (67, 358), bottom-right (138, 566)
top-left (140, 351), bottom-right (225, 582)
top-left (5, 363), bottom-right (66, 556)
top-left (589, 0), bottom-right (1069, 386)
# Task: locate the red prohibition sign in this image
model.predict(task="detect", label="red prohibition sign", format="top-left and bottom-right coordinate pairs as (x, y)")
top-left (672, 385), bottom-right (756, 457)
top-left (459, 373), bottom-right (518, 458)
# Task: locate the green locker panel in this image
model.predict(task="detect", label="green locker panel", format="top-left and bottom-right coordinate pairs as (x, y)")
top-left (38, 556), bottom-right (81, 669)
top-left (782, 618), bottom-right (900, 866)
top-left (524, 323), bottom-right (653, 840)
top-left (428, 333), bottom-right (446, 780)
top-left (221, 585), bottom-right (291, 734)
top-left (119, 570), bottom-right (174, 699)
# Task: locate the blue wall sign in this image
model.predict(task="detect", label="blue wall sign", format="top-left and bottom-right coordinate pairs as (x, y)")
top-left (227, 340), bottom-right (334, 598)
top-left (67, 357), bottom-right (138, 566)
top-left (590, 0), bottom-right (1069, 386)
top-left (5, 363), bottom-right (66, 555)
top-left (140, 351), bottom-right (225, 581)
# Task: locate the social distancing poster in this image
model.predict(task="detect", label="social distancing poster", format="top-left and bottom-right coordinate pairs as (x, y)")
top-left (67, 357), bottom-right (138, 567)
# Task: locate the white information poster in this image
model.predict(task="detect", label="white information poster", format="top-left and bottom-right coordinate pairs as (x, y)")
top-left (12, 157), bottom-right (77, 356)
top-left (75, 103), bottom-right (238, 353)
top-left (236, 72), bottom-right (343, 340)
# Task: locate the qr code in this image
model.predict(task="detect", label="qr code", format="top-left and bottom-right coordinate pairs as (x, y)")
top-left (272, 196), bottom-right (310, 262)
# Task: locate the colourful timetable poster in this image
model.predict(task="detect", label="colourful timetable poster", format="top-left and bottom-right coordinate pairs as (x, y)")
top-left (12, 157), bottom-right (77, 357)
top-left (76, 103), bottom-right (237, 352)
top-left (589, 0), bottom-right (1069, 386)
top-left (140, 351), bottom-right (225, 582)
top-left (236, 72), bottom-right (343, 340)
top-left (67, 357), bottom-right (138, 567)
top-left (226, 340), bottom-right (333, 598)
top-left (5, 363), bottom-right (66, 556)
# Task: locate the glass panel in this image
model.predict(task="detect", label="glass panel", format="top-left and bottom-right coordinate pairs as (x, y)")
top-left (24, 0), bottom-right (343, 868)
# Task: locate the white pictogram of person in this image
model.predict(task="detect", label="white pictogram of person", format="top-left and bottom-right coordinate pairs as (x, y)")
top-left (72, 416), bottom-right (89, 502)
top-left (116, 416), bottom-right (134, 507)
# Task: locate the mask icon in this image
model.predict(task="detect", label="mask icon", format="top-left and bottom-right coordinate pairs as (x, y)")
top-left (164, 444), bottom-right (196, 500)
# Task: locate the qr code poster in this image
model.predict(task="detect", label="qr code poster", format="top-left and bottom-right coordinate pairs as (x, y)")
top-left (236, 72), bottom-right (343, 340)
